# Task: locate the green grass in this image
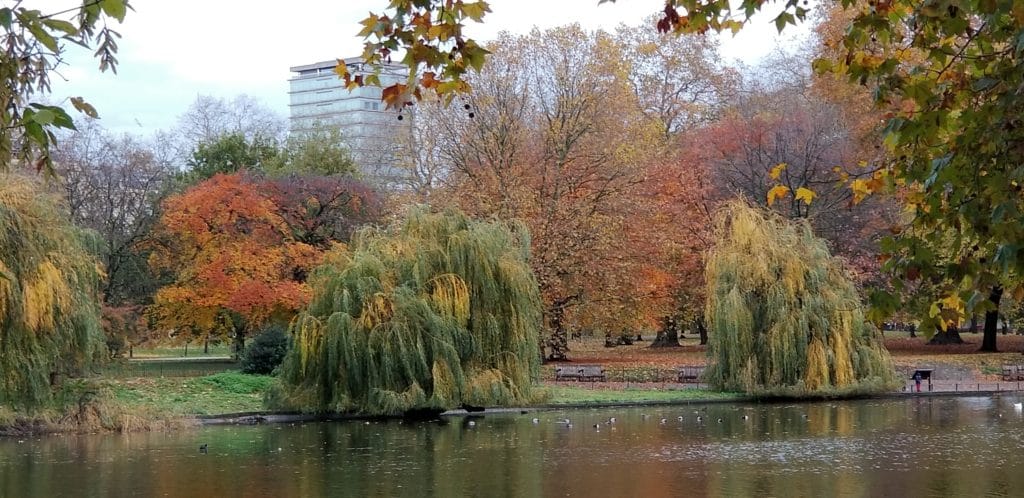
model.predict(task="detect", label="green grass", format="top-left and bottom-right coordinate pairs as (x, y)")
top-left (106, 372), bottom-right (274, 416)
top-left (543, 386), bottom-right (741, 405)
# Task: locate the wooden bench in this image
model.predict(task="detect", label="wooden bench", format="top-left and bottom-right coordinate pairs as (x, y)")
top-left (676, 365), bottom-right (705, 383)
top-left (1002, 364), bottom-right (1024, 381)
top-left (554, 364), bottom-right (607, 382)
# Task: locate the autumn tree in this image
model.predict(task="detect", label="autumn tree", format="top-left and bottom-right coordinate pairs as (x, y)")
top-left (266, 173), bottom-right (383, 250)
top-left (357, 1), bottom-right (1024, 352)
top-left (0, 174), bottom-right (105, 407)
top-left (617, 20), bottom-right (737, 138)
top-left (631, 143), bottom-right (717, 347)
top-left (423, 26), bottom-right (673, 359)
top-left (277, 208), bottom-right (542, 415)
top-left (700, 51), bottom-right (898, 283)
top-left (147, 172), bottom-right (380, 354)
top-left (53, 120), bottom-right (174, 305)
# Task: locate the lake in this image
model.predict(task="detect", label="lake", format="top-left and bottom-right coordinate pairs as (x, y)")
top-left (2, 395), bottom-right (1023, 497)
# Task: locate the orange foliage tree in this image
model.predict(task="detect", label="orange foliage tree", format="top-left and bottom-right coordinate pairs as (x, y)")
top-left (416, 26), bottom-right (719, 358)
top-left (147, 172), bottom-right (380, 353)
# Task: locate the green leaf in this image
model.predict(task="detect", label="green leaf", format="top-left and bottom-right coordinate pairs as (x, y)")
top-left (461, 1), bottom-right (490, 22)
top-left (42, 19), bottom-right (77, 36)
top-left (773, 12), bottom-right (795, 33)
top-left (973, 77), bottom-right (999, 92)
top-left (0, 8), bottom-right (12, 30)
top-left (49, 106), bottom-right (76, 130)
top-left (31, 109), bottom-right (56, 125)
top-left (994, 244), bottom-right (1018, 274)
top-left (26, 21), bottom-right (59, 52)
top-left (101, 0), bottom-right (128, 22)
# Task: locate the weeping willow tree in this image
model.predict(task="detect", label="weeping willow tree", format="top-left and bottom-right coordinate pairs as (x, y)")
top-left (705, 202), bottom-right (896, 396)
top-left (0, 175), bottom-right (105, 408)
top-left (276, 208), bottom-right (542, 415)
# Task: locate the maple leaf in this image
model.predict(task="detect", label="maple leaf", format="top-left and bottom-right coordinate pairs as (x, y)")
top-left (850, 179), bottom-right (871, 204)
top-left (766, 185), bottom-right (790, 206)
top-left (794, 187), bottom-right (816, 205)
top-left (768, 162), bottom-right (787, 180)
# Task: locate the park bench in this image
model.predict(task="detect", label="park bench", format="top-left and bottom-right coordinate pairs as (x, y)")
top-left (1002, 364), bottom-right (1024, 381)
top-left (676, 365), bottom-right (705, 383)
top-left (554, 364), bottom-right (607, 382)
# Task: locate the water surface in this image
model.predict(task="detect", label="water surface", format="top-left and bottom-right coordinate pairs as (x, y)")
top-left (2, 395), bottom-right (1023, 497)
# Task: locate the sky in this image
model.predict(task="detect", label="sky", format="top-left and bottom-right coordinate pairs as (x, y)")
top-left (45, 0), bottom-right (814, 137)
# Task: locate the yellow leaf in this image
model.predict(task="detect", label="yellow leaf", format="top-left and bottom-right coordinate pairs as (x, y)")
top-left (850, 179), bottom-right (872, 203)
top-left (939, 294), bottom-right (965, 314)
top-left (334, 60), bottom-right (349, 79)
top-left (766, 185), bottom-right (790, 206)
top-left (769, 163), bottom-right (787, 180)
top-left (795, 187), bottom-right (816, 205)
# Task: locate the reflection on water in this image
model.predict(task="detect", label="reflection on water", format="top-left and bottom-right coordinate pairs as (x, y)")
top-left (2, 395), bottom-right (1024, 497)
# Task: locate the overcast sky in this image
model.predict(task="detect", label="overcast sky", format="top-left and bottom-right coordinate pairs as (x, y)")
top-left (46, 0), bottom-right (813, 137)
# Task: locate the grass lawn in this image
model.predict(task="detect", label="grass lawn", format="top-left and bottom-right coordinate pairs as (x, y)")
top-left (543, 385), bottom-right (741, 405)
top-left (105, 372), bottom-right (273, 416)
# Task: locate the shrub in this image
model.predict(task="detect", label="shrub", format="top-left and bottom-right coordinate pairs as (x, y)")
top-left (241, 325), bottom-right (290, 375)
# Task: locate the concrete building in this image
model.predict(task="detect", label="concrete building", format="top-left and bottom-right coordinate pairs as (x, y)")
top-left (288, 58), bottom-right (410, 185)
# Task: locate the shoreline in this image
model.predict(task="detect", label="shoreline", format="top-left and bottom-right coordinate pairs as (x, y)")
top-left (5, 382), bottom-right (1024, 437)
top-left (199, 387), bottom-right (1023, 425)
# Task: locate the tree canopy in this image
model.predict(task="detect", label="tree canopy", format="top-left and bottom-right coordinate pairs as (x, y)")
top-left (0, 174), bottom-right (105, 407)
top-left (356, 0), bottom-right (1024, 332)
top-left (704, 201), bottom-right (896, 396)
top-left (146, 172), bottom-right (380, 352)
top-left (276, 208), bottom-right (542, 415)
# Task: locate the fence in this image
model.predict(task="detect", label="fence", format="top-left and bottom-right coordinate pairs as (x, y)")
top-left (103, 358), bottom-right (239, 378)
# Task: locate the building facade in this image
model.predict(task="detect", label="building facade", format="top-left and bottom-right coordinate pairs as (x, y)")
top-left (288, 58), bottom-right (410, 185)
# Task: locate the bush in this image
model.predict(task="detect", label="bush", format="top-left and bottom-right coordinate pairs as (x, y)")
top-left (241, 325), bottom-right (290, 375)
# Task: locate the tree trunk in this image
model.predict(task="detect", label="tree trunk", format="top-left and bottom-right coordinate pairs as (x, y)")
top-left (928, 324), bottom-right (965, 345)
top-left (980, 286), bottom-right (1003, 352)
top-left (204, 340), bottom-right (209, 354)
top-left (651, 316), bottom-right (682, 348)
top-left (696, 315), bottom-right (708, 346)
top-left (545, 306), bottom-right (569, 361)
top-left (233, 330), bottom-right (247, 360)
